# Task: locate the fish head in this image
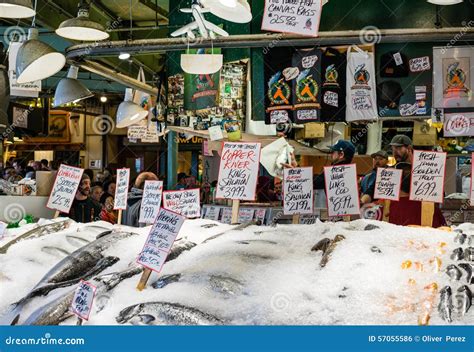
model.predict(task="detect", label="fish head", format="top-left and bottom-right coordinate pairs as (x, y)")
top-left (116, 304), bottom-right (144, 324)
top-left (129, 314), bottom-right (156, 325)
top-left (101, 256), bottom-right (120, 267)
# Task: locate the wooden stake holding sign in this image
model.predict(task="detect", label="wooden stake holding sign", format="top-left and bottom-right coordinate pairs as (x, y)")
top-left (409, 150), bottom-right (447, 227)
top-left (46, 164), bottom-right (84, 218)
top-left (215, 142), bottom-right (262, 225)
top-left (136, 208), bottom-right (186, 291)
top-left (113, 168), bottom-right (130, 226)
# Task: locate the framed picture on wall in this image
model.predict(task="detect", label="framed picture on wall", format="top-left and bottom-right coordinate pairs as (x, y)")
top-left (24, 110), bottom-right (70, 143)
top-left (433, 46), bottom-right (474, 108)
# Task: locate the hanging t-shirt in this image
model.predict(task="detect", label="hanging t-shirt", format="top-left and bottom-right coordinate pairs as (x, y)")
top-left (292, 48), bottom-right (322, 123)
top-left (346, 47), bottom-right (378, 122)
top-left (320, 47), bottom-right (346, 122)
top-left (264, 47), bottom-right (294, 125)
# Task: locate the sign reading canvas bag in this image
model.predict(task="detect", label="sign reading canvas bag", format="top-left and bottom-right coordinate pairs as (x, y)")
top-left (345, 46), bottom-right (378, 122)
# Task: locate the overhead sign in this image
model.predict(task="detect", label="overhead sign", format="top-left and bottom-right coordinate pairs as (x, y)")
top-left (410, 150), bottom-right (447, 204)
top-left (374, 168), bottom-right (403, 201)
top-left (137, 208), bottom-right (186, 273)
top-left (114, 168), bottom-right (130, 210)
top-left (324, 164), bottom-right (360, 217)
top-left (261, 0), bottom-right (322, 37)
top-left (139, 180), bottom-right (164, 224)
top-left (162, 188), bottom-right (201, 218)
top-left (46, 164), bottom-right (84, 213)
top-left (283, 167), bottom-right (314, 215)
top-left (216, 142), bottom-right (261, 201)
top-left (443, 112), bottom-right (474, 137)
top-left (71, 280), bottom-right (96, 321)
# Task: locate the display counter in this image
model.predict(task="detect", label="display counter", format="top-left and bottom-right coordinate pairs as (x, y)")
top-left (0, 196), bottom-right (56, 222)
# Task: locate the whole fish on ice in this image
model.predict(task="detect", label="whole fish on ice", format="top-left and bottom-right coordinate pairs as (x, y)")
top-left (438, 286), bottom-right (453, 323)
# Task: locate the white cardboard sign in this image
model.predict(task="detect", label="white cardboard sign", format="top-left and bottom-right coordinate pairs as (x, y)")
top-left (409, 56), bottom-right (431, 73)
top-left (221, 207), bottom-right (233, 224)
top-left (162, 188), bottom-right (201, 218)
top-left (238, 208), bottom-right (255, 223)
top-left (261, 0), bottom-right (322, 37)
top-left (71, 280), bottom-right (96, 321)
top-left (283, 167), bottom-right (314, 215)
top-left (204, 205), bottom-right (221, 221)
top-left (114, 168), bottom-right (130, 210)
top-left (216, 142), bottom-right (261, 201)
top-left (46, 164), bottom-right (84, 213)
top-left (208, 125), bottom-right (224, 141)
top-left (137, 208), bottom-right (186, 273)
top-left (374, 168), bottom-right (403, 201)
top-left (409, 150), bottom-right (447, 204)
top-left (443, 112), bottom-right (474, 137)
top-left (324, 164), bottom-right (360, 217)
top-left (139, 180), bottom-right (164, 224)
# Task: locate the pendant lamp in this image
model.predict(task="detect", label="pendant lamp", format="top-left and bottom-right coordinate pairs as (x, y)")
top-left (427, 0), bottom-right (463, 4)
top-left (53, 66), bottom-right (93, 107)
top-left (0, 0), bottom-right (35, 18)
top-left (116, 88), bottom-right (148, 128)
top-left (181, 53), bottom-right (223, 74)
top-left (16, 28), bottom-right (66, 84)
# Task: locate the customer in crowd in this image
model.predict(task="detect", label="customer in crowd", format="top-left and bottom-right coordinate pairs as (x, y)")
top-left (40, 159), bottom-right (50, 171)
top-left (186, 175), bottom-right (198, 189)
top-left (122, 171), bottom-right (159, 227)
top-left (84, 168), bottom-right (94, 182)
top-left (91, 185), bottom-right (104, 203)
top-left (3, 166), bottom-right (15, 181)
top-left (388, 137), bottom-right (446, 227)
top-left (175, 172), bottom-right (188, 190)
top-left (24, 166), bottom-right (35, 179)
top-left (66, 173), bottom-right (102, 223)
top-left (102, 167), bottom-right (114, 184)
top-left (200, 182), bottom-right (212, 205)
top-left (256, 176), bottom-right (277, 202)
top-left (95, 171), bottom-right (105, 184)
top-left (360, 150), bottom-right (389, 205)
top-left (100, 192), bottom-right (117, 224)
top-left (274, 181), bottom-right (283, 202)
top-left (102, 180), bottom-right (116, 199)
top-left (13, 159), bottom-right (26, 177)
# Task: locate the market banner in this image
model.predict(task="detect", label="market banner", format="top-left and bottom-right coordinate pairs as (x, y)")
top-left (184, 49), bottom-right (221, 112)
top-left (374, 168), bottom-right (402, 201)
top-left (283, 167), bottom-right (314, 215)
top-left (216, 142), bottom-right (261, 201)
top-left (261, 0), bottom-right (322, 37)
top-left (162, 188), bottom-right (201, 218)
top-left (409, 150), bottom-right (447, 204)
top-left (324, 164), bottom-right (360, 217)
top-left (346, 47), bottom-right (378, 122)
top-left (46, 164), bottom-right (84, 214)
top-left (292, 48), bottom-right (322, 123)
top-left (321, 47), bottom-right (346, 122)
top-left (139, 180), bottom-right (164, 224)
top-left (113, 168), bottom-right (130, 210)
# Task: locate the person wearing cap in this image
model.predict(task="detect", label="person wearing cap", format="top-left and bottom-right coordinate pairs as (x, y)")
top-left (65, 173), bottom-right (102, 223)
top-left (390, 134), bottom-right (413, 164)
top-left (175, 172), bottom-right (188, 190)
top-left (313, 140), bottom-right (356, 190)
top-left (360, 150), bottom-right (389, 205)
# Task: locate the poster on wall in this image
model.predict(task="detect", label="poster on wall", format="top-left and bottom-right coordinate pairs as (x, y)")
top-left (433, 47), bottom-right (474, 108)
top-left (216, 142), bottom-right (261, 201)
top-left (324, 164), bottom-right (360, 217)
top-left (409, 150), bottom-right (447, 204)
top-left (261, 0), bottom-right (322, 37)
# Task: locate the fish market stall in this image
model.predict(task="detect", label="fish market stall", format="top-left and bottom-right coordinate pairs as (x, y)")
top-left (0, 218), bottom-right (472, 326)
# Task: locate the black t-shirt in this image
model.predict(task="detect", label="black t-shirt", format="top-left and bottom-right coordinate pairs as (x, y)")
top-left (320, 47), bottom-right (346, 122)
top-left (67, 197), bottom-right (102, 223)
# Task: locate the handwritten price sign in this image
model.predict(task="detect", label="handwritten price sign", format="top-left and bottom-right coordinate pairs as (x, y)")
top-left (114, 168), bottom-right (130, 210)
top-left (324, 164), bottom-right (360, 217)
top-left (163, 188), bottom-right (201, 218)
top-left (216, 142), bottom-right (261, 201)
top-left (137, 208), bottom-right (186, 273)
top-left (409, 150), bottom-right (447, 203)
top-left (471, 152), bottom-right (474, 206)
top-left (374, 168), bottom-right (402, 201)
top-left (46, 164), bottom-right (84, 213)
top-left (139, 180), bottom-right (163, 224)
top-left (283, 167), bottom-right (313, 215)
top-left (71, 280), bottom-right (96, 321)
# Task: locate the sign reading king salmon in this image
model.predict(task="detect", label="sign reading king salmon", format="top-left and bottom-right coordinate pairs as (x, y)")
top-left (162, 188), bottom-right (201, 218)
top-left (114, 168), bottom-right (130, 210)
top-left (137, 208), bottom-right (186, 272)
top-left (283, 167), bottom-right (314, 215)
top-left (324, 164), bottom-right (360, 217)
top-left (47, 164), bottom-right (84, 213)
top-left (410, 150), bottom-right (447, 203)
top-left (216, 142), bottom-right (261, 201)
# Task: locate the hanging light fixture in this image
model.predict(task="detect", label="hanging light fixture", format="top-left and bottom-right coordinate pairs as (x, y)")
top-left (119, 52), bottom-right (131, 60)
top-left (56, 0), bottom-right (109, 41)
top-left (0, 0), bottom-right (35, 18)
top-left (16, 27), bottom-right (66, 83)
top-left (181, 53), bottom-right (223, 74)
top-left (202, 0), bottom-right (252, 24)
top-left (427, 0), bottom-right (463, 4)
top-left (53, 65), bottom-right (93, 107)
top-left (116, 88), bottom-right (148, 128)
top-left (100, 94), bottom-right (107, 103)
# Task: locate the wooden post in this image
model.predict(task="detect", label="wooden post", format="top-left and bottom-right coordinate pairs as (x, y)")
top-left (382, 200), bottom-right (391, 222)
top-left (54, 210), bottom-right (60, 219)
top-left (231, 200), bottom-right (240, 225)
top-left (76, 318), bottom-right (83, 325)
top-left (421, 202), bottom-right (435, 227)
top-left (343, 215), bottom-right (351, 222)
top-left (136, 268), bottom-right (152, 291)
top-left (292, 214), bottom-right (300, 224)
top-left (117, 209), bottom-right (123, 225)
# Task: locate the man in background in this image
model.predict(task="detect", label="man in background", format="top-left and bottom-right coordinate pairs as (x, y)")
top-left (360, 150), bottom-right (389, 205)
top-left (122, 171), bottom-right (159, 227)
top-left (67, 173), bottom-right (102, 223)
